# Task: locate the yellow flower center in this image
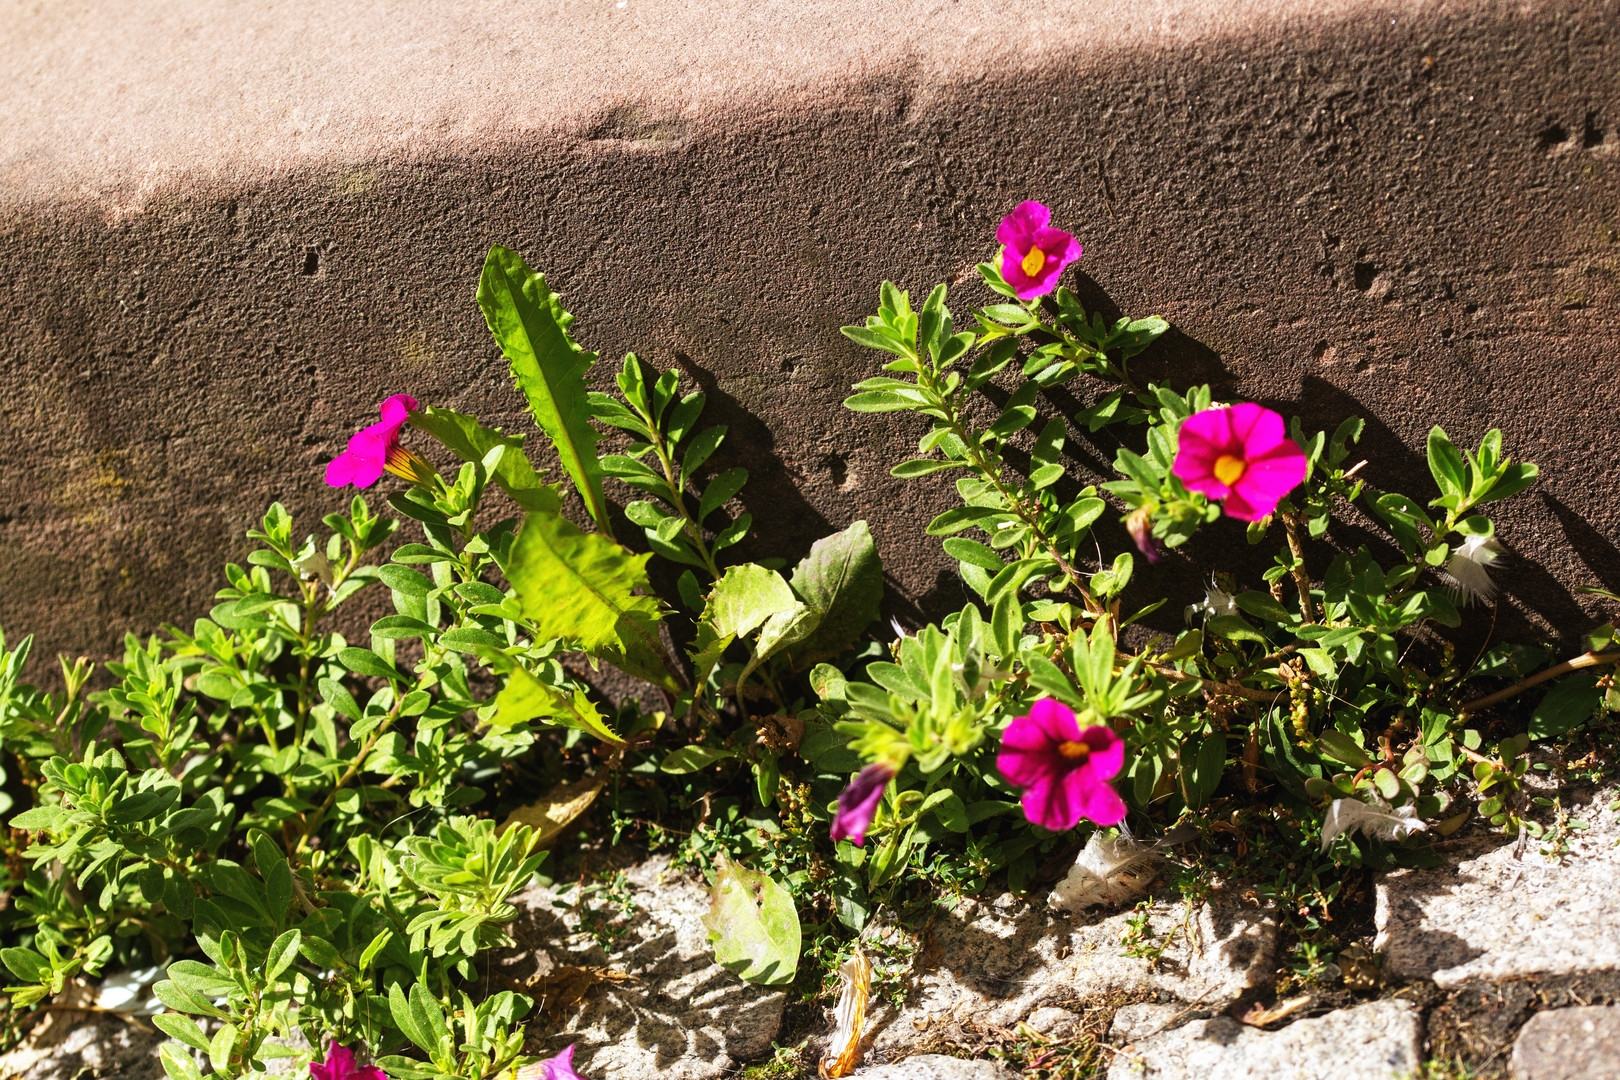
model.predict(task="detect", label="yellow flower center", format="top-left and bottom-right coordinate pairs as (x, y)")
top-left (1057, 740), bottom-right (1091, 762)
top-left (1213, 454), bottom-right (1247, 487)
top-left (1020, 246), bottom-right (1047, 278)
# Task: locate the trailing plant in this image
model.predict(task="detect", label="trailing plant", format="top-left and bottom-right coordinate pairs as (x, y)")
top-left (0, 212), bottom-right (1612, 1080)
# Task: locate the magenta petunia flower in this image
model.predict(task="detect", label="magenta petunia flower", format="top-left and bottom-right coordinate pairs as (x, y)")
top-left (829, 763), bottom-right (895, 846)
top-left (310, 1042), bottom-right (386, 1080)
top-left (533, 1045), bottom-right (587, 1080)
top-left (997, 699), bottom-right (1126, 831)
top-left (1172, 404), bottom-right (1308, 522)
top-left (326, 394), bottom-right (435, 489)
top-left (996, 201), bottom-right (1083, 301)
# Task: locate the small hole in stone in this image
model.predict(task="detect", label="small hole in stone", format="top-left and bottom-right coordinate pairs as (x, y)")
top-left (1537, 122), bottom-right (1570, 150)
top-left (1311, 340), bottom-right (1331, 360)
top-left (1582, 111), bottom-right (1604, 149)
top-left (1352, 263), bottom-right (1378, 291)
top-left (302, 248), bottom-right (320, 276)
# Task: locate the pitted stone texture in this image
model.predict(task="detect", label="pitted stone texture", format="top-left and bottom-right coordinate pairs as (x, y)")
top-left (510, 854), bottom-right (785, 1079)
top-left (1375, 790), bottom-right (1620, 987)
top-left (0, 2), bottom-right (1618, 669)
top-left (855, 1056), bottom-right (1018, 1079)
top-left (1105, 1000), bottom-right (1421, 1080)
top-left (1509, 1006), bottom-right (1620, 1080)
top-left (869, 892), bottom-right (1276, 1054)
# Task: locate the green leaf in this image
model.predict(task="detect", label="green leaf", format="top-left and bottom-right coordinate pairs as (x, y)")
top-left (926, 506), bottom-right (1003, 536)
top-left (160, 1043), bottom-right (205, 1080)
top-left (703, 564), bottom-right (800, 640)
top-left (943, 537), bottom-right (1005, 573)
top-left (701, 854), bottom-right (801, 985)
top-left (1235, 591), bottom-right (1295, 625)
top-left (505, 510), bottom-right (662, 657)
top-left (890, 458), bottom-right (961, 477)
top-left (153, 1014), bottom-right (213, 1053)
top-left (265, 929), bottom-right (301, 982)
top-left (491, 664), bottom-right (622, 744)
top-left (660, 746), bottom-right (737, 774)
top-left (788, 521), bottom-right (884, 664)
top-left (844, 390), bottom-right (925, 413)
top-left (0, 947), bottom-right (47, 983)
top-left (1317, 730), bottom-right (1373, 768)
top-left (338, 647), bottom-right (404, 682)
top-left (389, 983), bottom-right (430, 1053)
top-left (1480, 462), bottom-right (1539, 502)
top-left (409, 406), bottom-right (562, 513)
top-left (1426, 426), bottom-right (1467, 499)
top-left (167, 960), bottom-right (238, 1000)
top-left (477, 246), bottom-right (612, 535)
top-left (1528, 671), bottom-right (1603, 739)
top-left (699, 467), bottom-right (749, 523)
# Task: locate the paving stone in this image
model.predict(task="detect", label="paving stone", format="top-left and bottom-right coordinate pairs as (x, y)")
top-left (868, 891), bottom-right (1276, 1054)
top-left (1105, 1000), bottom-right (1422, 1080)
top-left (1025, 1005), bottom-right (1082, 1037)
top-left (507, 853), bottom-right (786, 1079)
top-left (1375, 788), bottom-right (1620, 987)
top-left (0, 1012), bottom-right (165, 1080)
top-left (1109, 1003), bottom-right (1185, 1043)
top-left (855, 1055), bottom-right (1018, 1079)
top-left (1508, 1006), bottom-right (1620, 1080)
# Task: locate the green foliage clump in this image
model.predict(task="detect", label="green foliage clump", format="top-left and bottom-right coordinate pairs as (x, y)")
top-left (0, 232), bottom-right (1612, 1080)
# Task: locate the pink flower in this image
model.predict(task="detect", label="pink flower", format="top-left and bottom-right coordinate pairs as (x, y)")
top-left (533, 1045), bottom-right (587, 1080)
top-left (996, 699), bottom-right (1126, 831)
top-left (1172, 404), bottom-right (1308, 522)
top-left (326, 394), bottom-right (435, 488)
top-left (310, 1042), bottom-right (385, 1080)
top-left (829, 763), bottom-right (895, 846)
top-left (997, 201), bottom-right (1083, 300)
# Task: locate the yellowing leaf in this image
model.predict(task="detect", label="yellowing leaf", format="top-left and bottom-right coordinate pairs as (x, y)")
top-left (701, 854), bottom-right (800, 986)
top-left (491, 663), bottom-right (622, 745)
top-left (505, 510), bottom-right (663, 661)
top-left (500, 777), bottom-right (602, 849)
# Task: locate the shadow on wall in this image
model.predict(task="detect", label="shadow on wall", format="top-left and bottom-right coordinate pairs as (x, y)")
top-left (0, 0), bottom-right (1616, 673)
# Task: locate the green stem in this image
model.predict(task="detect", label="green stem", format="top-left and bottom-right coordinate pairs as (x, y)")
top-left (924, 367), bottom-right (1089, 594)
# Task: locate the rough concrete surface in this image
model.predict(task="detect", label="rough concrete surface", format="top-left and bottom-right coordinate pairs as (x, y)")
top-left (1508, 1005), bottom-right (1620, 1080)
top-left (1, 1), bottom-right (1618, 666)
top-left (1375, 787), bottom-right (1620, 987)
top-left (1105, 999), bottom-right (1423, 1080)
top-left (867, 890), bottom-right (1277, 1054)
top-left (504, 854), bottom-right (785, 1079)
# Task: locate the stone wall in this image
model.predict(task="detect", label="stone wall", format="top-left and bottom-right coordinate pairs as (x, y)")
top-left (1, 0), bottom-right (1617, 667)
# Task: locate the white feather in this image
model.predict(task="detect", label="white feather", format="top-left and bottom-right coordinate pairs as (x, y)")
top-left (1049, 829), bottom-right (1192, 912)
top-left (1320, 797), bottom-right (1428, 853)
top-left (1445, 535), bottom-right (1502, 605)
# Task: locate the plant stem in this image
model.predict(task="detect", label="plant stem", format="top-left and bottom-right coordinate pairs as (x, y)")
top-left (926, 369), bottom-right (1090, 597)
top-left (1281, 513), bottom-right (1317, 624)
top-left (1148, 660), bottom-right (1287, 704)
top-left (1458, 649), bottom-right (1620, 715)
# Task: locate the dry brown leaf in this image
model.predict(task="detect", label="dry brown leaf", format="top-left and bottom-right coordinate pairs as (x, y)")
top-left (1240, 994), bottom-right (1313, 1028)
top-left (818, 948), bottom-right (872, 1078)
top-left (499, 776), bottom-right (602, 849)
top-left (533, 964), bottom-right (635, 1022)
